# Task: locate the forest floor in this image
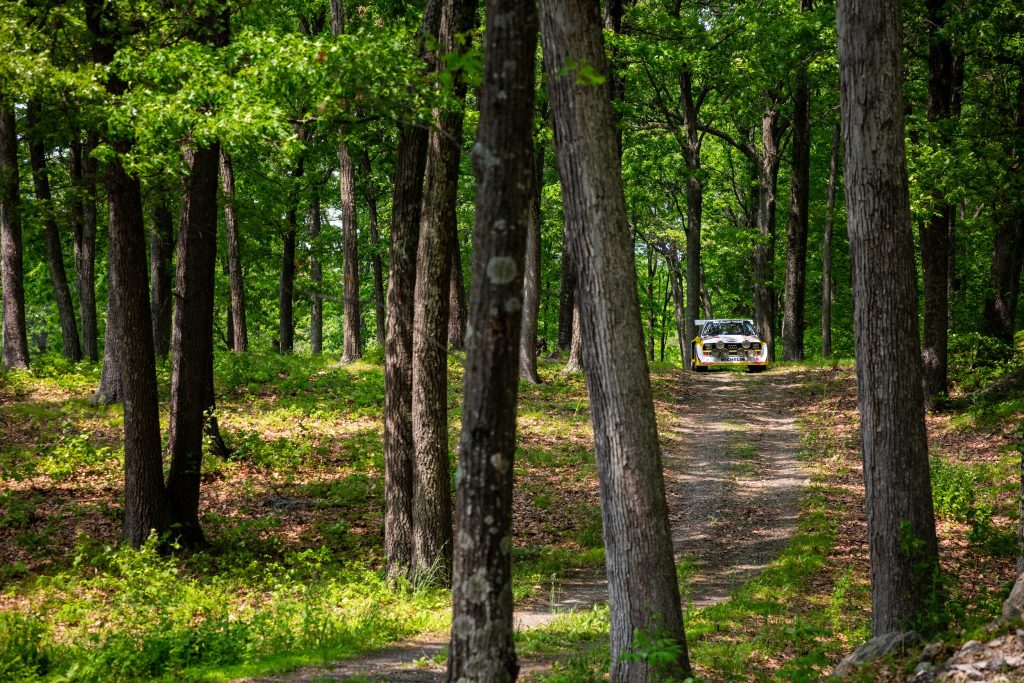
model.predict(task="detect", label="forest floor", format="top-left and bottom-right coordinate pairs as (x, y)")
top-left (240, 368), bottom-right (813, 682)
top-left (0, 353), bottom-right (1020, 682)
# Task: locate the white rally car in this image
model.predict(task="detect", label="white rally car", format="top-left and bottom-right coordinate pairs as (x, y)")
top-left (690, 319), bottom-right (768, 372)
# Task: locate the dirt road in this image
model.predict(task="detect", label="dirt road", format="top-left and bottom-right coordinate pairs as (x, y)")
top-left (243, 367), bottom-right (809, 682)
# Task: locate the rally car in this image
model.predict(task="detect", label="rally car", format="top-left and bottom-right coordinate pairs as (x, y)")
top-left (690, 318), bottom-right (768, 372)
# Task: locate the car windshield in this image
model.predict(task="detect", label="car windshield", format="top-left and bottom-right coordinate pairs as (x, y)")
top-left (704, 321), bottom-right (755, 337)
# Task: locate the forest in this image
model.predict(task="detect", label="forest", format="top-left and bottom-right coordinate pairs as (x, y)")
top-left (1, 0), bottom-right (1023, 681)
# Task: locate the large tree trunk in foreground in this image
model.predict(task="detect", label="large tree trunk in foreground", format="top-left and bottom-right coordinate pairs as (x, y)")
top-left (448, 2), bottom-right (537, 677)
top-left (70, 136), bottom-right (99, 361)
top-left (165, 143), bottom-right (220, 547)
top-left (920, 0), bottom-right (956, 399)
top-left (27, 102), bottom-right (82, 362)
top-left (782, 11), bottom-right (812, 362)
top-left (822, 121), bottom-right (839, 359)
top-left (837, 0), bottom-right (942, 636)
top-left (150, 200), bottom-right (175, 358)
top-left (541, 0), bottom-right (691, 679)
top-left (0, 105), bottom-right (29, 370)
top-left (220, 150), bottom-right (248, 351)
top-left (520, 138), bottom-right (544, 384)
top-left (411, 0), bottom-right (478, 586)
top-left (110, 152), bottom-right (172, 547)
top-left (384, 0), bottom-right (444, 581)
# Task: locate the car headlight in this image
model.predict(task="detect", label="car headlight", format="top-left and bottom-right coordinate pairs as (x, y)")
top-left (716, 341), bottom-right (724, 349)
top-left (742, 340), bottom-right (750, 349)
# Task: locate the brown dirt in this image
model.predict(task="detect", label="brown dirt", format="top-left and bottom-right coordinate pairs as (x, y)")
top-left (242, 367), bottom-right (812, 682)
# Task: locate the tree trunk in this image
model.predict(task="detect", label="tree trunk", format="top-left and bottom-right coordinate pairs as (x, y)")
top-left (70, 136), bottom-right (99, 361)
top-left (541, 0), bottom-right (692, 679)
top-left (165, 143), bottom-right (220, 547)
top-left (562, 303), bottom-right (584, 373)
top-left (309, 191), bottom-right (323, 354)
top-left (753, 109), bottom-right (783, 361)
top-left (557, 241), bottom-right (575, 351)
top-left (448, 230), bottom-right (468, 350)
top-left (520, 138), bottom-right (544, 384)
top-left (822, 121), bottom-right (839, 359)
top-left (0, 104), bottom-right (29, 369)
top-left (837, 0), bottom-right (942, 635)
top-left (339, 142), bottom-right (362, 361)
top-left (782, 8), bottom-right (812, 362)
top-left (920, 0), bottom-right (956, 399)
top-left (27, 101), bottom-right (82, 362)
top-left (646, 247), bottom-right (657, 361)
top-left (411, 0), bottom-right (478, 586)
top-left (982, 67), bottom-right (1024, 344)
top-left (361, 151), bottom-right (386, 347)
top-left (150, 200), bottom-right (174, 358)
top-left (679, 68), bottom-right (703, 369)
top-left (665, 246), bottom-right (688, 366)
top-left (384, 0), bottom-right (444, 581)
top-left (93, 256), bottom-right (122, 404)
top-left (220, 150), bottom-right (248, 351)
top-left (279, 157), bottom-right (304, 353)
top-left (448, 2), bottom-right (536, 677)
top-left (328, 5), bottom-right (362, 362)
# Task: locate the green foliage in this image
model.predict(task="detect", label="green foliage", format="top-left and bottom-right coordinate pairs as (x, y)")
top-left (0, 612), bottom-right (51, 681)
top-left (948, 332), bottom-right (1018, 392)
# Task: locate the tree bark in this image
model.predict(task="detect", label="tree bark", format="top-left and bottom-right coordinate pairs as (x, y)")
top-left (448, 2), bottom-right (537, 678)
top-left (542, 0), bottom-right (692, 678)
top-left (150, 199), bottom-right (174, 358)
top-left (0, 104), bottom-right (29, 369)
top-left (665, 246), bottom-right (687, 365)
top-left (27, 101), bottom-right (82, 362)
top-left (520, 138), bottom-right (544, 385)
top-left (338, 141), bottom-right (362, 361)
top-left (837, 0), bottom-right (942, 635)
top-left (279, 156), bottom-right (304, 353)
top-left (384, 0), bottom-right (444, 581)
top-left (329, 4), bottom-right (362, 362)
top-left (70, 136), bottom-right (99, 361)
top-left (822, 121), bottom-right (839, 359)
top-left (562, 303), bottom-right (584, 373)
top-left (220, 150), bottom-right (248, 351)
top-left (361, 151), bottom-right (386, 347)
top-left (557, 239), bottom-right (575, 351)
top-left (753, 109), bottom-right (784, 361)
top-left (164, 142), bottom-right (220, 547)
top-left (411, 0), bottom-right (478, 586)
top-left (920, 0), bottom-right (956, 398)
top-left (448, 229), bottom-right (468, 350)
top-left (646, 247), bottom-right (657, 361)
top-left (309, 190), bottom-right (323, 354)
top-left (93, 256), bottom-right (122, 404)
top-left (782, 4), bottom-right (812, 362)
top-left (982, 66), bottom-right (1024, 344)
top-left (679, 68), bottom-right (703, 369)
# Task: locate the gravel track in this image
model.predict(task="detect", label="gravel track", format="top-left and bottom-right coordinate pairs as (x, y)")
top-left (240, 367), bottom-right (809, 682)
